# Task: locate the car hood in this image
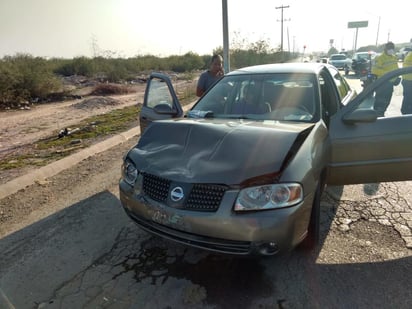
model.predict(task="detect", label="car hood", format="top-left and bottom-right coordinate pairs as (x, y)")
top-left (129, 119), bottom-right (314, 185)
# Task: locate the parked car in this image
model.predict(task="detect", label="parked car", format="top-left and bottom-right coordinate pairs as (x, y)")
top-left (396, 47), bottom-right (412, 61)
top-left (316, 56), bottom-right (328, 64)
top-left (328, 53), bottom-right (352, 75)
top-left (350, 51), bottom-right (377, 76)
top-left (119, 63), bottom-right (412, 256)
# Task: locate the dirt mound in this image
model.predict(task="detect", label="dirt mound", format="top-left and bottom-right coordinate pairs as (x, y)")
top-left (72, 97), bottom-right (121, 109)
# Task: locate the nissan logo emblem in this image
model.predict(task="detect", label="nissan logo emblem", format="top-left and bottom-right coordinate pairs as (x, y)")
top-left (170, 186), bottom-right (184, 202)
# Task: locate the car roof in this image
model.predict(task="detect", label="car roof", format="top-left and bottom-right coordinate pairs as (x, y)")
top-left (226, 62), bottom-right (328, 76)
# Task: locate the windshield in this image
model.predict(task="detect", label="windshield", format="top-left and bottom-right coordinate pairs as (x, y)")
top-left (189, 73), bottom-right (319, 122)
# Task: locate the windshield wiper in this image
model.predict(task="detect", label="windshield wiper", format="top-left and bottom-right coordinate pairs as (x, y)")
top-left (223, 114), bottom-right (259, 120)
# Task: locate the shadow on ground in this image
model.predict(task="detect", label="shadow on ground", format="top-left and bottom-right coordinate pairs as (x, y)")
top-left (0, 189), bottom-right (411, 308)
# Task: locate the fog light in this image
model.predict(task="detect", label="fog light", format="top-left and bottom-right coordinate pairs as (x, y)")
top-left (258, 242), bottom-right (279, 255)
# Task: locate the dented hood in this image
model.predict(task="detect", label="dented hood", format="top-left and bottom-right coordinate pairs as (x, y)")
top-left (129, 119), bottom-right (313, 185)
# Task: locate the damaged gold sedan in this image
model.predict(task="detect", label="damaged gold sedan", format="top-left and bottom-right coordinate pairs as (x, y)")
top-left (119, 63), bottom-right (412, 256)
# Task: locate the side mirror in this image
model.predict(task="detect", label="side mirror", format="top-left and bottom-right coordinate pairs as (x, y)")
top-left (153, 103), bottom-right (178, 115)
top-left (343, 108), bottom-right (378, 124)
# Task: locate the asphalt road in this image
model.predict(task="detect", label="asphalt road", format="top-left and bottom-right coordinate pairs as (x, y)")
top-left (0, 184), bottom-right (411, 309)
top-left (0, 74), bottom-right (411, 309)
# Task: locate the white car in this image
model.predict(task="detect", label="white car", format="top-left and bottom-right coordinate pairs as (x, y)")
top-left (328, 54), bottom-right (352, 75)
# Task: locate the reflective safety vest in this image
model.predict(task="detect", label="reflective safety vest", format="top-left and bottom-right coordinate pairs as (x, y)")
top-left (403, 52), bottom-right (412, 81)
top-left (371, 52), bottom-right (399, 78)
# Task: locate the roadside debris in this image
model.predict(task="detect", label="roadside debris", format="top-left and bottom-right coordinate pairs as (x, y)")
top-left (58, 127), bottom-right (80, 138)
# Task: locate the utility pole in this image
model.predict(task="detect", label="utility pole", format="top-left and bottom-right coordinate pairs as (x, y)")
top-left (375, 16), bottom-right (381, 46)
top-left (276, 4), bottom-right (290, 52)
top-left (222, 0), bottom-right (230, 73)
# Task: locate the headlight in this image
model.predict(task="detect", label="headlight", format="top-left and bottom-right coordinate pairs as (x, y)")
top-left (234, 183), bottom-right (303, 211)
top-left (122, 159), bottom-right (138, 186)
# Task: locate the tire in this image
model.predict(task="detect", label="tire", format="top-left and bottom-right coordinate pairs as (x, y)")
top-left (299, 181), bottom-right (324, 250)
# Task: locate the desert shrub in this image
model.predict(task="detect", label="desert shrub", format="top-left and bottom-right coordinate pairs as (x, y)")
top-left (54, 56), bottom-right (96, 77)
top-left (0, 54), bottom-right (61, 109)
top-left (167, 52), bottom-right (203, 73)
top-left (105, 61), bottom-right (129, 82)
top-left (0, 66), bottom-right (29, 108)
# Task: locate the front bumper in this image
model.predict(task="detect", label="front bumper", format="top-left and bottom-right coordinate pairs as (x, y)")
top-left (119, 180), bottom-right (313, 256)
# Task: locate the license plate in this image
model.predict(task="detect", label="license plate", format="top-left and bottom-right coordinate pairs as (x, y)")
top-left (151, 208), bottom-right (187, 230)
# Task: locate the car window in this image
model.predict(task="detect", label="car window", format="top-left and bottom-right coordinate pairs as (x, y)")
top-left (318, 68), bottom-right (343, 122)
top-left (331, 54), bottom-right (346, 60)
top-left (190, 73), bottom-right (319, 122)
top-left (328, 66), bottom-right (350, 100)
top-left (146, 77), bottom-right (173, 108)
top-left (354, 53), bottom-right (371, 61)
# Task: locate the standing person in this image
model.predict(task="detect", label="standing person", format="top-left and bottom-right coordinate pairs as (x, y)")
top-left (196, 54), bottom-right (224, 97)
top-left (401, 50), bottom-right (412, 114)
top-left (371, 41), bottom-right (400, 116)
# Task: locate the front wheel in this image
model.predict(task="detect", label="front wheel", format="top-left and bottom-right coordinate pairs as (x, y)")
top-left (299, 181), bottom-right (324, 250)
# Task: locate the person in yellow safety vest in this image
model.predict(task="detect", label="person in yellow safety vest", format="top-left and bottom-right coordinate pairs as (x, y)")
top-left (401, 50), bottom-right (412, 114)
top-left (371, 41), bottom-right (400, 117)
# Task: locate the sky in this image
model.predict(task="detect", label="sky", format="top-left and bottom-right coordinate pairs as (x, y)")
top-left (1, 0), bottom-right (411, 59)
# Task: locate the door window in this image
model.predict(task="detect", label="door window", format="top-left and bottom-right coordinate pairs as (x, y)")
top-left (146, 77), bottom-right (173, 109)
top-left (354, 72), bottom-right (410, 117)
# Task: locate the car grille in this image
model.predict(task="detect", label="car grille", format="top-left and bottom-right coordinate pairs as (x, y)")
top-left (186, 184), bottom-right (226, 211)
top-left (142, 173), bottom-right (228, 212)
top-left (142, 173), bottom-right (170, 202)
